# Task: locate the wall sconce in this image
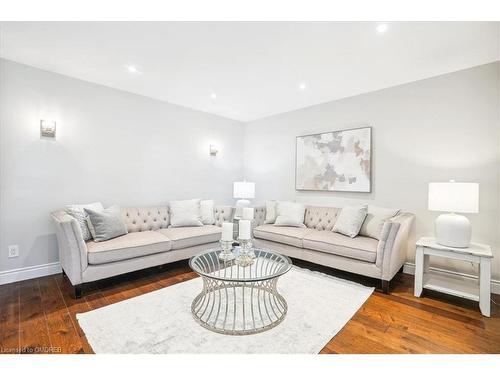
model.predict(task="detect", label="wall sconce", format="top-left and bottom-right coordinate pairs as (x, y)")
top-left (209, 144), bottom-right (218, 156)
top-left (40, 120), bottom-right (56, 138)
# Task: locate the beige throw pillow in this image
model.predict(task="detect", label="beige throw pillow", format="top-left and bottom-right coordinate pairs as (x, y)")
top-left (332, 204), bottom-right (368, 238)
top-left (273, 201), bottom-right (306, 228)
top-left (359, 205), bottom-right (400, 239)
top-left (169, 199), bottom-right (203, 227)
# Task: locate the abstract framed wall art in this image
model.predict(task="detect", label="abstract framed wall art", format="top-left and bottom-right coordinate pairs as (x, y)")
top-left (295, 126), bottom-right (371, 192)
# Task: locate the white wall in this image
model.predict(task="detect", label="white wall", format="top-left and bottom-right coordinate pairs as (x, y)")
top-left (1, 58), bottom-right (499, 282)
top-left (0, 59), bottom-right (244, 272)
top-left (244, 62), bottom-right (500, 279)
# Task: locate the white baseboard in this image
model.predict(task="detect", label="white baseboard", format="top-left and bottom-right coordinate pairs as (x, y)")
top-left (0, 262), bottom-right (62, 286)
top-left (403, 262), bottom-right (500, 295)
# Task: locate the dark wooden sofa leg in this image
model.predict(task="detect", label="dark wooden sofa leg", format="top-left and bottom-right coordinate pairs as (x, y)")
top-left (74, 285), bottom-right (83, 299)
top-left (381, 280), bottom-right (390, 294)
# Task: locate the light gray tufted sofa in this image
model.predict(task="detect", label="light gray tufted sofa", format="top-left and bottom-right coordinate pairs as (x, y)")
top-left (51, 205), bottom-right (234, 298)
top-left (251, 205), bottom-right (414, 293)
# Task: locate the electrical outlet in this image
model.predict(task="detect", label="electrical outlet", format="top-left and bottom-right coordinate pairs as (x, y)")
top-left (8, 245), bottom-right (19, 258)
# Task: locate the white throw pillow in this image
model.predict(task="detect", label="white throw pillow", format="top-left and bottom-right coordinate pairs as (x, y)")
top-left (169, 199), bottom-right (203, 227)
top-left (66, 202), bottom-right (104, 241)
top-left (359, 205), bottom-right (401, 239)
top-left (332, 205), bottom-right (368, 238)
top-left (264, 200), bottom-right (277, 224)
top-left (273, 201), bottom-right (306, 228)
top-left (200, 200), bottom-right (215, 225)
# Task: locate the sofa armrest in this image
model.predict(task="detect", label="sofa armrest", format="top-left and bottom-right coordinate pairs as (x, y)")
top-left (377, 212), bottom-right (415, 281)
top-left (214, 206), bottom-right (235, 226)
top-left (51, 211), bottom-right (88, 285)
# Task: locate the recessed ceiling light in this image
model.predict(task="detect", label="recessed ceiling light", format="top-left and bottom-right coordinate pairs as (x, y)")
top-left (299, 82), bottom-right (307, 90)
top-left (126, 65), bottom-right (141, 74)
top-left (211, 92), bottom-right (217, 99)
top-left (376, 24), bottom-right (388, 33)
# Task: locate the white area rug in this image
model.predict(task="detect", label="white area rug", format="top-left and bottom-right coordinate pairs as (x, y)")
top-left (77, 266), bottom-right (373, 353)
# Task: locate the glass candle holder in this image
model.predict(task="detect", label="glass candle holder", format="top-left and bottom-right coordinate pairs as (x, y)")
top-left (235, 238), bottom-right (255, 267)
top-left (218, 240), bottom-right (235, 261)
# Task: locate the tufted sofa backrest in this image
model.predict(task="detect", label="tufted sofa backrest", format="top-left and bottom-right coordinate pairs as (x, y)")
top-left (304, 206), bottom-right (340, 231)
top-left (252, 205), bottom-right (340, 231)
top-left (122, 205), bottom-right (234, 233)
top-left (214, 205), bottom-right (234, 226)
top-left (253, 206), bottom-right (266, 227)
top-left (122, 206), bottom-right (170, 233)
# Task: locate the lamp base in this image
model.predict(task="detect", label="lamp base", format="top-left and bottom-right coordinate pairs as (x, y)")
top-left (234, 199), bottom-right (251, 218)
top-left (435, 213), bottom-right (471, 248)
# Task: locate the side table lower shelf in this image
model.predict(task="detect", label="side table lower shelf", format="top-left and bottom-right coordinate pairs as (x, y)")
top-left (423, 273), bottom-right (480, 302)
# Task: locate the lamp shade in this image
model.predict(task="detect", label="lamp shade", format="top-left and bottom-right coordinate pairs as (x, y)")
top-left (428, 182), bottom-right (479, 213)
top-left (233, 181), bottom-right (255, 199)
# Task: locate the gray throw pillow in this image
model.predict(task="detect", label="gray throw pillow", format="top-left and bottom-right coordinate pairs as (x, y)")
top-left (84, 205), bottom-right (128, 242)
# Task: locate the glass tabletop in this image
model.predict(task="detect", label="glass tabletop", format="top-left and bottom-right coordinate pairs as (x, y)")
top-left (189, 248), bottom-right (292, 282)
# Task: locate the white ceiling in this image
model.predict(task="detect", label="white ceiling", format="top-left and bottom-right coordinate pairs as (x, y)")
top-left (0, 22), bottom-right (498, 122)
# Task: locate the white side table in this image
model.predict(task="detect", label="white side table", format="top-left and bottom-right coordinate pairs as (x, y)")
top-left (414, 237), bottom-right (493, 317)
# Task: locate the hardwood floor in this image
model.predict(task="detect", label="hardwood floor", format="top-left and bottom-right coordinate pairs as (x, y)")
top-left (1, 259), bottom-right (499, 354)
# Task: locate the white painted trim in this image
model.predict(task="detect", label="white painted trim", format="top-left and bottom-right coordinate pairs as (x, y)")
top-left (403, 262), bottom-right (500, 295)
top-left (0, 262), bottom-right (62, 285)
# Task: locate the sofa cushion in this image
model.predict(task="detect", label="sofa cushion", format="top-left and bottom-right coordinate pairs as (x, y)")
top-left (253, 224), bottom-right (313, 248)
top-left (86, 231), bottom-right (171, 265)
top-left (157, 225), bottom-right (222, 250)
top-left (302, 231), bottom-right (378, 263)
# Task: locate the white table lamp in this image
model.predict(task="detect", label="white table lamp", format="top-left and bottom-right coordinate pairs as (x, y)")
top-left (233, 181), bottom-right (255, 218)
top-left (428, 181), bottom-right (479, 248)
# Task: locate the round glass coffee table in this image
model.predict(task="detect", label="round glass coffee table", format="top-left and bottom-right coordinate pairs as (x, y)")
top-left (189, 248), bottom-right (292, 335)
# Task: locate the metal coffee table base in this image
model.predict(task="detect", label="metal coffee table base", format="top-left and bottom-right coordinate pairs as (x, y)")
top-left (191, 276), bottom-right (287, 335)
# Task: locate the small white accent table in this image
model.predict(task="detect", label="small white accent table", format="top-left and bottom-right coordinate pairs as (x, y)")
top-left (414, 237), bottom-right (492, 317)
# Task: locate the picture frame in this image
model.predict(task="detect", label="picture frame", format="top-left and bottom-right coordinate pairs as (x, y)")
top-left (295, 126), bottom-right (372, 192)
